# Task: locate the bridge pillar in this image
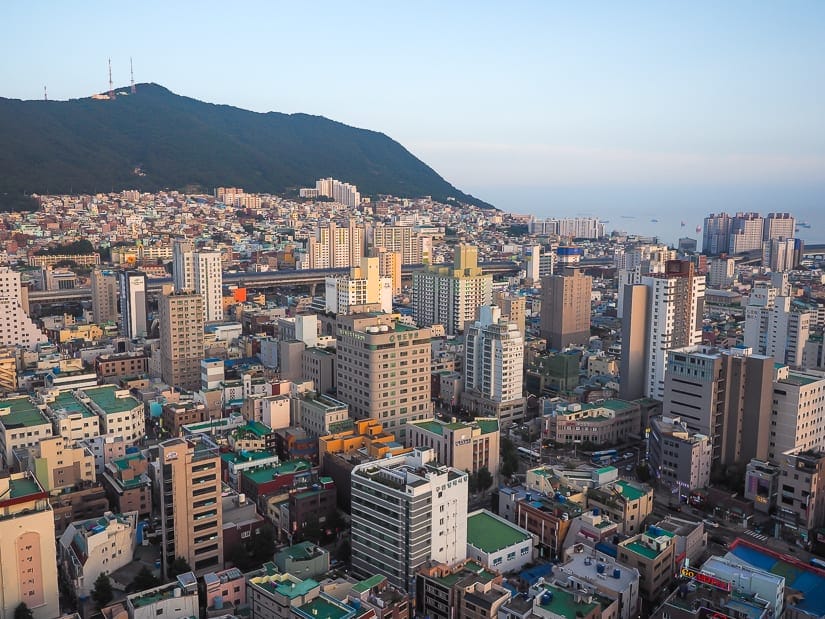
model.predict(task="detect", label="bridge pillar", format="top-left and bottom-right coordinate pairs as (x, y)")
top-left (309, 283), bottom-right (317, 297)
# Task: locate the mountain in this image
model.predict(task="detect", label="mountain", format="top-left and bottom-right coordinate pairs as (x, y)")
top-left (0, 84), bottom-right (493, 210)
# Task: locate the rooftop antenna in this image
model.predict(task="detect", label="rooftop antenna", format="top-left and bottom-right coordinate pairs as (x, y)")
top-left (44, 86), bottom-right (48, 102)
top-left (108, 58), bottom-right (114, 99)
top-left (130, 57), bottom-right (136, 94)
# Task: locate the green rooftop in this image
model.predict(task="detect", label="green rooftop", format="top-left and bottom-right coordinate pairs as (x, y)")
top-left (476, 419), bottom-right (499, 435)
top-left (467, 511), bottom-right (531, 554)
top-left (537, 584), bottom-right (599, 618)
top-left (114, 452), bottom-right (146, 469)
top-left (595, 466), bottom-right (616, 475)
top-left (82, 385), bottom-right (140, 414)
top-left (623, 540), bottom-right (664, 560)
top-left (242, 459), bottom-right (311, 484)
top-left (615, 479), bottom-right (648, 502)
top-left (351, 574), bottom-right (386, 594)
top-left (9, 476), bottom-right (42, 499)
top-left (783, 373), bottom-right (824, 387)
top-left (221, 450), bottom-right (278, 465)
top-left (412, 420), bottom-right (447, 435)
top-left (294, 595), bottom-right (354, 619)
top-left (51, 391), bottom-right (94, 417)
top-left (0, 397), bottom-right (49, 428)
top-left (250, 573), bottom-right (319, 599)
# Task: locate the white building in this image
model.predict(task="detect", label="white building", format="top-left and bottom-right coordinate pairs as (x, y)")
top-left (744, 282), bottom-right (811, 368)
top-left (119, 270), bottom-right (148, 339)
top-left (172, 238), bottom-right (195, 293)
top-left (373, 225), bottom-right (426, 264)
top-left (301, 220), bottom-right (364, 269)
top-left (172, 240), bottom-right (223, 322)
top-left (464, 306), bottom-right (524, 404)
top-left (126, 572), bottom-right (200, 619)
top-left (708, 257), bottom-right (736, 289)
top-left (324, 256), bottom-right (392, 315)
top-left (59, 511), bottom-right (138, 597)
top-left (466, 510), bottom-right (534, 574)
top-left (351, 447), bottom-right (468, 592)
top-left (298, 393), bottom-right (349, 437)
top-left (78, 385), bottom-right (145, 448)
top-left (0, 267), bottom-right (47, 348)
top-left (648, 415), bottom-right (712, 492)
top-left (769, 367), bottom-right (825, 461)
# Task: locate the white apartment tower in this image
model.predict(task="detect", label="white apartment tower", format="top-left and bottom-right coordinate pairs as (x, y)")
top-left (744, 282), bottom-right (811, 368)
top-left (324, 256), bottom-right (392, 315)
top-left (303, 220), bottom-right (365, 269)
top-left (119, 270), bottom-right (149, 339)
top-left (373, 225), bottom-right (424, 264)
top-left (465, 306), bottom-right (524, 403)
top-left (0, 268), bottom-right (47, 348)
top-left (620, 260), bottom-right (705, 401)
top-left (351, 447), bottom-right (468, 592)
top-left (412, 244), bottom-right (493, 334)
top-left (172, 240), bottom-right (223, 323)
top-left (769, 367), bottom-right (825, 461)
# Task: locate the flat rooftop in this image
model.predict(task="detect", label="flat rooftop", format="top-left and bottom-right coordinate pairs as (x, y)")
top-left (293, 595), bottom-right (354, 619)
top-left (82, 385), bottom-right (140, 414)
top-left (537, 583), bottom-right (599, 618)
top-left (614, 479), bottom-right (648, 502)
top-left (51, 391), bottom-right (95, 417)
top-left (243, 459), bottom-right (312, 484)
top-left (467, 510), bottom-right (531, 555)
top-left (0, 397), bottom-right (49, 428)
top-left (9, 476), bottom-right (42, 499)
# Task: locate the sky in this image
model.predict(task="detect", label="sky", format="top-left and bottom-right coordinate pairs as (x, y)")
top-left (3, 1), bottom-right (825, 226)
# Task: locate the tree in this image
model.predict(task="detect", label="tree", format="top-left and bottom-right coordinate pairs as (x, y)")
top-left (336, 538), bottom-right (351, 563)
top-left (168, 557), bottom-right (192, 580)
top-left (500, 438), bottom-right (520, 478)
top-left (14, 603), bottom-right (34, 619)
top-left (130, 565), bottom-right (160, 592)
top-left (251, 524), bottom-right (277, 564)
top-left (476, 467), bottom-right (494, 492)
top-left (467, 471), bottom-right (479, 494)
top-left (636, 464), bottom-right (651, 483)
top-left (91, 573), bottom-right (113, 609)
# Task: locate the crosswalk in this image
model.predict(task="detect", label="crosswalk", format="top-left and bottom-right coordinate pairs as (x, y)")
top-left (745, 529), bottom-right (769, 542)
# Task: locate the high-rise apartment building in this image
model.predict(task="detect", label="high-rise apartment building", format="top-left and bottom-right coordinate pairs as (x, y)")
top-left (464, 306), bottom-right (524, 425)
top-left (620, 260), bottom-right (705, 401)
top-left (335, 313), bottom-right (431, 438)
top-left (495, 291), bottom-right (526, 337)
top-left (769, 367), bottom-right (825, 461)
top-left (372, 246), bottom-right (402, 295)
top-left (540, 267), bottom-right (592, 350)
top-left (324, 256), bottom-right (392, 315)
top-left (702, 213), bottom-right (732, 255)
top-left (763, 212), bottom-right (796, 241)
top-left (0, 472), bottom-right (60, 619)
top-left (301, 220), bottom-right (365, 269)
top-left (662, 345), bottom-right (773, 466)
top-left (762, 238), bottom-right (798, 272)
top-left (159, 292), bottom-right (204, 391)
top-left (373, 225), bottom-right (425, 264)
top-left (351, 447), bottom-right (468, 592)
top-left (118, 270), bottom-right (149, 339)
top-left (90, 268), bottom-right (119, 324)
top-left (744, 282), bottom-right (811, 368)
top-left (729, 212), bottom-right (765, 255)
top-left (530, 217), bottom-right (605, 238)
top-left (172, 240), bottom-right (223, 322)
top-left (707, 257), bottom-right (736, 289)
top-left (412, 244), bottom-right (493, 334)
top-left (0, 267), bottom-right (47, 348)
top-left (157, 436), bottom-right (223, 577)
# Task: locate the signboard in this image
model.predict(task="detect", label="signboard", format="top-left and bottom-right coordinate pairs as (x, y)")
top-left (680, 567), bottom-right (732, 592)
top-left (698, 608), bottom-right (732, 619)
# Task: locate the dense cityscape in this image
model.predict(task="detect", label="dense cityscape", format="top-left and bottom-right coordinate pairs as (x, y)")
top-left (0, 180), bottom-right (823, 619)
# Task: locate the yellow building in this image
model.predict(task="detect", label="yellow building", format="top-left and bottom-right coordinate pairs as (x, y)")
top-left (29, 435), bottom-right (96, 492)
top-left (319, 418), bottom-right (410, 466)
top-left (0, 472), bottom-right (60, 619)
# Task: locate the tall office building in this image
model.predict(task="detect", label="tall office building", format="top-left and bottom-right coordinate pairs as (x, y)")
top-left (412, 244), bottom-right (493, 334)
top-left (540, 267), bottom-right (592, 350)
top-left (729, 212), bottom-right (765, 254)
top-left (0, 472), bottom-right (60, 619)
top-left (373, 225), bottom-right (425, 264)
top-left (769, 366), bottom-right (825, 461)
top-left (335, 313), bottom-right (431, 438)
top-left (663, 345), bottom-right (773, 466)
top-left (118, 270), bottom-right (149, 339)
top-left (495, 291), bottom-right (526, 337)
top-left (763, 212), bottom-right (796, 241)
top-left (157, 436), bottom-right (223, 578)
top-left (172, 240), bottom-right (223, 322)
top-left (351, 447), bottom-right (468, 592)
top-left (620, 260), bottom-right (705, 401)
top-left (744, 282), bottom-right (811, 368)
top-left (302, 220), bottom-right (365, 269)
top-left (0, 267), bottom-right (47, 348)
top-left (324, 256), bottom-right (392, 315)
top-left (159, 292), bottom-right (204, 391)
top-left (464, 306), bottom-right (525, 425)
top-left (703, 213), bottom-right (732, 255)
top-left (90, 268), bottom-right (119, 324)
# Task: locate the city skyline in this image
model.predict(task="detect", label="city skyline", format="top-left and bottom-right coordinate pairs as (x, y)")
top-left (2, 2), bottom-right (824, 221)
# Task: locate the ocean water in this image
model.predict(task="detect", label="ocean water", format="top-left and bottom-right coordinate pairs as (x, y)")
top-left (472, 184), bottom-right (825, 246)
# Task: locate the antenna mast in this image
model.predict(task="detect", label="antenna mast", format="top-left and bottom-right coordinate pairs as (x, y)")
top-left (44, 86), bottom-right (48, 102)
top-left (130, 57), bottom-right (136, 94)
top-left (108, 58), bottom-right (114, 99)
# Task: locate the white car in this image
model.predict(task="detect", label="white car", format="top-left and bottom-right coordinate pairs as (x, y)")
top-left (703, 519), bottom-right (720, 528)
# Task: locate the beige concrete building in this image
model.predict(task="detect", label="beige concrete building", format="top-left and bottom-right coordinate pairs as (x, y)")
top-left (775, 448), bottom-right (825, 541)
top-left (335, 313), bottom-right (431, 439)
top-left (301, 346), bottom-right (336, 395)
top-left (648, 415), bottom-right (711, 493)
top-left (0, 396), bottom-right (54, 469)
top-left (157, 436), bottom-right (223, 577)
top-left (544, 400), bottom-right (642, 446)
top-left (298, 393), bottom-right (349, 437)
top-left (586, 480), bottom-right (654, 536)
top-left (770, 368), bottom-right (825, 462)
top-left (159, 291), bottom-right (205, 391)
top-left (617, 527), bottom-right (675, 603)
top-left (324, 256), bottom-right (392, 315)
top-left (407, 417), bottom-right (500, 480)
top-left (540, 267), bottom-right (593, 351)
top-left (90, 268), bottom-right (119, 324)
top-left (373, 225), bottom-right (425, 265)
top-left (26, 435), bottom-right (95, 492)
top-left (495, 291), bottom-right (526, 337)
top-left (0, 472), bottom-right (60, 619)
top-left (372, 246), bottom-right (402, 294)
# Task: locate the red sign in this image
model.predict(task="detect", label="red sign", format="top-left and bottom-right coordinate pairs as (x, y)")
top-left (680, 568), bottom-right (732, 592)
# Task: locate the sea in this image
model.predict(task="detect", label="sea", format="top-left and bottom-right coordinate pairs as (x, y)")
top-left (472, 184), bottom-right (825, 247)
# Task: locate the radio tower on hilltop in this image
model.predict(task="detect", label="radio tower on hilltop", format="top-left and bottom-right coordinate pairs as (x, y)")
top-left (44, 86), bottom-right (47, 102)
top-left (130, 58), bottom-right (136, 94)
top-left (108, 58), bottom-right (114, 99)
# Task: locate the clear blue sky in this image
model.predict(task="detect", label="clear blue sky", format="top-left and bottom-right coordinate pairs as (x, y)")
top-left (4, 1), bottom-right (825, 213)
